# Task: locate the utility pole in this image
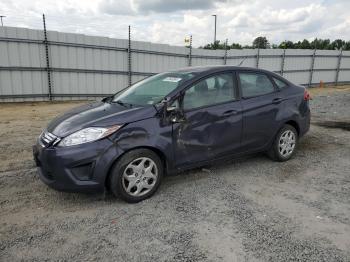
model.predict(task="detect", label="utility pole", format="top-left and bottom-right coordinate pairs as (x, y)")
top-left (0, 16), bottom-right (5, 27)
top-left (212, 14), bottom-right (217, 45)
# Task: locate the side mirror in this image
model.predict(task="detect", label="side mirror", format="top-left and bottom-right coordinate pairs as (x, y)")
top-left (167, 106), bottom-right (186, 123)
top-left (161, 97), bottom-right (186, 123)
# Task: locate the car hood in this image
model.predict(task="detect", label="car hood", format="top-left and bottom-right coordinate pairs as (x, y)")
top-left (47, 101), bottom-right (157, 137)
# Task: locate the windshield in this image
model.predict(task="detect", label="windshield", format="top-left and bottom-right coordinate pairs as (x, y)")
top-left (112, 72), bottom-right (196, 106)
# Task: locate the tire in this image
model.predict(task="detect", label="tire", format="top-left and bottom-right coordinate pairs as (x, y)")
top-left (267, 124), bottom-right (298, 162)
top-left (108, 149), bottom-right (163, 203)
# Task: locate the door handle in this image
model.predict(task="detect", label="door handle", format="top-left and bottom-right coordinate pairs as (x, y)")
top-left (272, 97), bottom-right (283, 104)
top-left (223, 109), bottom-right (238, 116)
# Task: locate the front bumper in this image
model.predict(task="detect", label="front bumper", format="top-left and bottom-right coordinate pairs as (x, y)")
top-left (33, 138), bottom-right (123, 193)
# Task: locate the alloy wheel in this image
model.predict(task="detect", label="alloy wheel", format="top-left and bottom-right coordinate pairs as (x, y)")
top-left (278, 130), bottom-right (296, 157)
top-left (122, 157), bottom-right (158, 197)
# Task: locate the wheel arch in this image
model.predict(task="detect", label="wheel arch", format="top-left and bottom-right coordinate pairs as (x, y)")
top-left (285, 120), bottom-right (300, 136)
top-left (104, 146), bottom-right (169, 189)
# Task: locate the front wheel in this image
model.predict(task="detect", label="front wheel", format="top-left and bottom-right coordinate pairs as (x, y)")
top-left (267, 124), bottom-right (298, 162)
top-left (109, 149), bottom-right (163, 203)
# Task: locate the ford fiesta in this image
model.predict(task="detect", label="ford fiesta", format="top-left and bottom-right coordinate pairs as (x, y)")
top-left (33, 66), bottom-right (310, 203)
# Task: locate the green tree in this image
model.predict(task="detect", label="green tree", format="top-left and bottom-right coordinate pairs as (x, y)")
top-left (344, 41), bottom-right (350, 50)
top-left (230, 43), bottom-right (243, 49)
top-left (202, 40), bottom-right (242, 50)
top-left (199, 38), bottom-right (350, 50)
top-left (331, 39), bottom-right (345, 50)
top-left (310, 38), bottom-right (331, 49)
top-left (300, 39), bottom-right (311, 49)
top-left (294, 41), bottom-right (302, 49)
top-left (278, 41), bottom-right (294, 49)
top-left (202, 40), bottom-right (226, 50)
top-left (252, 36), bottom-right (270, 49)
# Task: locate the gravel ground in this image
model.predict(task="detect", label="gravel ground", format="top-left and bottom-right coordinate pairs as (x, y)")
top-left (0, 86), bottom-right (350, 261)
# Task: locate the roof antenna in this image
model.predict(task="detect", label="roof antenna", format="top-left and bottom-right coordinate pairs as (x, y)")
top-left (237, 57), bottom-right (247, 66)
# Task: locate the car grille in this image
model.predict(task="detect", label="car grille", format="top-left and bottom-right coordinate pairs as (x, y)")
top-left (40, 131), bottom-right (59, 147)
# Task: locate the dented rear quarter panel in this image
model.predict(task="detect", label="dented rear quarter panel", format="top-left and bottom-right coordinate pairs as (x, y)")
top-left (275, 84), bottom-right (310, 135)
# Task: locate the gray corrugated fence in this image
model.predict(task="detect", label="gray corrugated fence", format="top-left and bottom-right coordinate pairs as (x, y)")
top-left (1, 26), bottom-right (350, 102)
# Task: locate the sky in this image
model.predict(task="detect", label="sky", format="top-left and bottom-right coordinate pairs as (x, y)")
top-left (0, 0), bottom-right (349, 47)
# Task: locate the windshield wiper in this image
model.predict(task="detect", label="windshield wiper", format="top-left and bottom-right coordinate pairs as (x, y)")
top-left (114, 100), bottom-right (134, 108)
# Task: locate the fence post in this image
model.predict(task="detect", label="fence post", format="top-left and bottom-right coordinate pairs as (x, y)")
top-left (188, 35), bottom-right (192, 67)
top-left (224, 38), bottom-right (228, 65)
top-left (335, 48), bottom-right (343, 86)
top-left (308, 49), bottom-right (316, 87)
top-left (42, 14), bottom-right (52, 101)
top-left (281, 49), bottom-right (286, 76)
top-left (256, 48), bottom-right (260, 68)
top-left (128, 25), bottom-right (132, 86)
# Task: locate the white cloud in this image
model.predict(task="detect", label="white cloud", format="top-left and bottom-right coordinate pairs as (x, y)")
top-left (99, 0), bottom-right (135, 15)
top-left (133, 0), bottom-right (218, 13)
top-left (0, 0), bottom-right (349, 47)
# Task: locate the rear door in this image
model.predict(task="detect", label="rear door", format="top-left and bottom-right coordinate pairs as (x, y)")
top-left (172, 72), bottom-right (242, 167)
top-left (238, 71), bottom-right (281, 152)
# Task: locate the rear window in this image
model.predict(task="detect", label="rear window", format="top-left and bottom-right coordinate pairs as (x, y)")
top-left (238, 72), bottom-right (275, 98)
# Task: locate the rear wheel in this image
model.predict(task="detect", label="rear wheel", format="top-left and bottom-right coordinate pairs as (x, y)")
top-left (268, 124), bottom-right (298, 162)
top-left (109, 149), bottom-right (163, 203)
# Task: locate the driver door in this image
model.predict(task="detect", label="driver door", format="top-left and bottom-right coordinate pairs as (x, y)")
top-left (172, 72), bottom-right (243, 168)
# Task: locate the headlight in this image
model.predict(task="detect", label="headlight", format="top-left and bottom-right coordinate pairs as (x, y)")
top-left (58, 125), bottom-right (122, 147)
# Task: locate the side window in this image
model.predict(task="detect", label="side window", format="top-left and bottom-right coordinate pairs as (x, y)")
top-left (238, 72), bottom-right (275, 98)
top-left (272, 77), bottom-right (288, 89)
top-left (183, 73), bottom-right (236, 110)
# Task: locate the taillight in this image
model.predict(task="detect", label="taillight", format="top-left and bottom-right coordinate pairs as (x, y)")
top-left (304, 89), bottom-right (311, 101)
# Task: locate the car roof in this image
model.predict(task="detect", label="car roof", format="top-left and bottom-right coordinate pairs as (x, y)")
top-left (170, 65), bottom-right (291, 84)
top-left (171, 65), bottom-right (274, 75)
